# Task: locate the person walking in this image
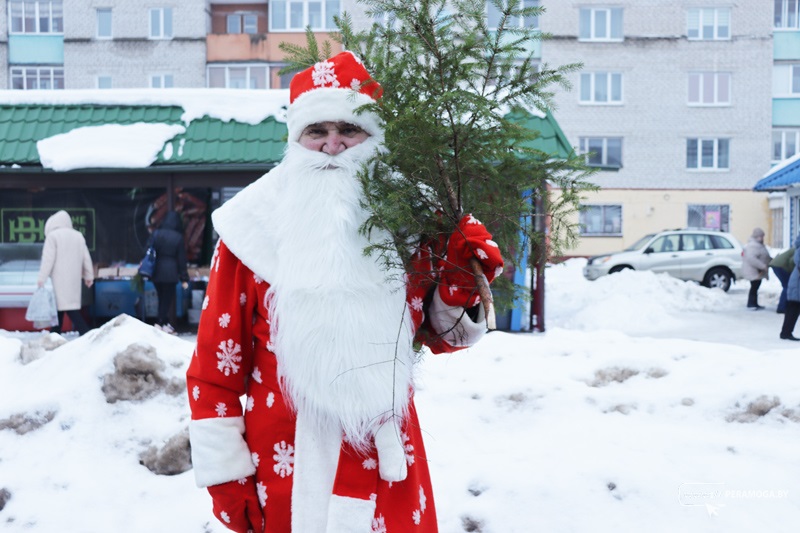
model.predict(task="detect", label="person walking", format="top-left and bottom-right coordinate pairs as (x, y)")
top-left (780, 233), bottom-right (800, 341)
top-left (741, 227), bottom-right (771, 310)
top-left (148, 211), bottom-right (189, 334)
top-left (770, 246), bottom-right (796, 314)
top-left (36, 210), bottom-right (94, 335)
top-left (185, 52), bottom-right (503, 533)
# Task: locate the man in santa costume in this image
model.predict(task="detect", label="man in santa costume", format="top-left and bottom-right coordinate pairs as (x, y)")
top-left (186, 51), bottom-right (503, 533)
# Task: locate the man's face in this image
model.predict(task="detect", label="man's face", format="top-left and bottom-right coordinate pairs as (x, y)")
top-left (298, 121), bottom-right (370, 155)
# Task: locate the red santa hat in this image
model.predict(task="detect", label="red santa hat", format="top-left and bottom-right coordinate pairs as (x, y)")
top-left (287, 51), bottom-right (384, 142)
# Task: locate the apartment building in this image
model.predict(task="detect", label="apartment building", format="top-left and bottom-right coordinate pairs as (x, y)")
top-left (766, 0), bottom-right (800, 246)
top-left (0, 1), bottom-right (369, 90)
top-left (4, 0), bottom-right (207, 89)
top-left (3, 1), bottom-right (795, 248)
top-left (538, 0), bottom-right (777, 255)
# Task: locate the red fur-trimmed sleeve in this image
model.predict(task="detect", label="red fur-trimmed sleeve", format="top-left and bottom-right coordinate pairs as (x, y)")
top-left (407, 237), bottom-right (488, 354)
top-left (186, 240), bottom-right (260, 487)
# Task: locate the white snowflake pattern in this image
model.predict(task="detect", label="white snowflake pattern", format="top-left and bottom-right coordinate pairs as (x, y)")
top-left (192, 385), bottom-right (200, 401)
top-left (350, 78), bottom-right (361, 91)
top-left (362, 457), bottom-right (377, 470)
top-left (237, 478), bottom-right (247, 485)
top-left (257, 482), bottom-right (267, 507)
top-left (215, 402), bottom-right (227, 417)
top-left (253, 274), bottom-right (264, 284)
top-left (219, 313), bottom-right (231, 328)
top-left (466, 214), bottom-right (481, 225)
top-left (485, 239), bottom-right (498, 248)
top-left (220, 511), bottom-right (231, 524)
top-left (419, 485), bottom-right (427, 512)
top-left (216, 339), bottom-right (243, 376)
top-left (494, 265), bottom-right (504, 278)
top-left (475, 248), bottom-right (488, 260)
top-left (240, 292), bottom-right (247, 306)
top-left (246, 396), bottom-right (255, 412)
top-left (449, 285), bottom-right (458, 295)
top-left (202, 295), bottom-right (209, 310)
top-left (410, 296), bottom-right (424, 312)
top-left (273, 441), bottom-right (295, 477)
top-left (252, 452), bottom-right (260, 467)
top-left (403, 432), bottom-right (415, 466)
top-left (252, 367), bottom-right (263, 384)
top-left (371, 515), bottom-right (387, 533)
top-left (312, 60), bottom-right (340, 88)
top-left (266, 392), bottom-right (275, 408)
top-left (412, 509), bottom-right (421, 525)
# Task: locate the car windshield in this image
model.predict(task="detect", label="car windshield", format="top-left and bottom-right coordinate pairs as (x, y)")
top-left (624, 234), bottom-right (656, 251)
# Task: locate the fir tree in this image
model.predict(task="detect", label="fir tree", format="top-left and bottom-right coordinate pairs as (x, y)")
top-left (281, 0), bottom-right (597, 328)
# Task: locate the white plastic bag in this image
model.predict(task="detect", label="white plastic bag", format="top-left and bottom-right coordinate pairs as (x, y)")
top-left (25, 287), bottom-right (58, 329)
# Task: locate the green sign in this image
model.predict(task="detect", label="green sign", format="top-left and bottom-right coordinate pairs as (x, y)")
top-left (1, 208), bottom-right (96, 250)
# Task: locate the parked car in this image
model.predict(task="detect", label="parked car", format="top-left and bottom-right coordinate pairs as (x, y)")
top-left (582, 229), bottom-right (744, 291)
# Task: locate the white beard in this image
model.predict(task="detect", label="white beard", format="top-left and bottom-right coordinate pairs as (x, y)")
top-left (265, 140), bottom-right (416, 450)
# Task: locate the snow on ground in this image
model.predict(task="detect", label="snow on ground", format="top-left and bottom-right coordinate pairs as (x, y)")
top-left (1, 259), bottom-right (799, 532)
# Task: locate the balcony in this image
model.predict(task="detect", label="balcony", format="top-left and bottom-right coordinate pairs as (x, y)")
top-left (206, 32), bottom-right (342, 63)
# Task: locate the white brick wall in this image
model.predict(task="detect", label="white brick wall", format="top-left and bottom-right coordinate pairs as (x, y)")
top-left (541, 0), bottom-right (774, 190)
top-left (62, 0), bottom-right (207, 88)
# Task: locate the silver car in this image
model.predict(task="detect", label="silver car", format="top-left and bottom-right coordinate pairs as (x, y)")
top-left (582, 229), bottom-right (744, 291)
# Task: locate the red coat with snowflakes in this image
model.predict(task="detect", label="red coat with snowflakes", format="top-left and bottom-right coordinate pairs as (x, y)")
top-left (187, 213), bottom-right (502, 533)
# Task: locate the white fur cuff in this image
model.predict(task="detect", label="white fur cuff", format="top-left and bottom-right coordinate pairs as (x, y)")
top-left (429, 289), bottom-right (487, 347)
top-left (189, 417), bottom-right (256, 488)
top-left (287, 87), bottom-right (384, 142)
top-left (326, 495), bottom-right (377, 533)
top-left (374, 421), bottom-right (408, 482)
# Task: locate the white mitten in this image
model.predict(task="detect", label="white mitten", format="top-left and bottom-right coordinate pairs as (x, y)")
top-left (374, 421), bottom-right (408, 482)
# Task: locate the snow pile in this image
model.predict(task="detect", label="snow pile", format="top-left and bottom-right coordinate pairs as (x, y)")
top-left (1, 260), bottom-right (799, 532)
top-left (37, 123), bottom-right (186, 171)
top-left (546, 259), bottom-right (753, 334)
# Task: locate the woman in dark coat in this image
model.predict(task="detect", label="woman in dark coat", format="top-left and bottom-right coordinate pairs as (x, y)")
top-left (148, 211), bottom-right (189, 333)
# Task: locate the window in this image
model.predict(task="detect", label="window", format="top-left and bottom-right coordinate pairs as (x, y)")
top-left (208, 65), bottom-right (268, 89)
top-left (688, 72), bottom-right (731, 105)
top-left (580, 72), bottom-right (622, 104)
top-left (775, 0), bottom-right (800, 29)
top-left (686, 138), bottom-right (729, 170)
top-left (150, 8), bottom-right (173, 39)
top-left (579, 205), bottom-right (622, 236)
top-left (772, 129), bottom-right (800, 162)
top-left (773, 64), bottom-right (800, 96)
top-left (150, 74), bottom-right (174, 88)
top-left (227, 13), bottom-right (259, 34)
top-left (579, 7), bottom-right (623, 41)
top-left (97, 76), bottom-right (112, 89)
top-left (11, 66), bottom-right (64, 90)
top-left (486, 0), bottom-right (539, 30)
top-left (687, 8), bottom-right (730, 40)
top-left (579, 137), bottom-right (623, 168)
top-left (96, 8), bottom-right (112, 39)
top-left (687, 205), bottom-right (730, 232)
top-left (270, 66), bottom-right (295, 89)
top-left (648, 235), bottom-right (680, 253)
top-left (269, 0), bottom-right (339, 31)
top-left (9, 0), bottom-right (63, 33)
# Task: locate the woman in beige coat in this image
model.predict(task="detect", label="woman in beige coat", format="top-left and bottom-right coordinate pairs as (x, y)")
top-left (36, 210), bottom-right (94, 335)
top-left (741, 227), bottom-right (772, 310)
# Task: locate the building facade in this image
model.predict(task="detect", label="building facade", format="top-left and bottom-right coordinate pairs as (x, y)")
top-left (540, 0), bottom-right (777, 254)
top-left (2, 1), bottom-right (795, 250)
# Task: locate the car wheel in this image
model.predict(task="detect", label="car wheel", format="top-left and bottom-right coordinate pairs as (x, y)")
top-left (609, 265), bottom-right (632, 274)
top-left (704, 267), bottom-right (732, 292)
